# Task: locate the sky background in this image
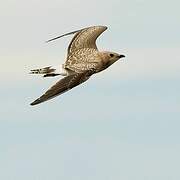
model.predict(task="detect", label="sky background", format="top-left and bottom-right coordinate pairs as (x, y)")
top-left (0, 0), bottom-right (180, 179)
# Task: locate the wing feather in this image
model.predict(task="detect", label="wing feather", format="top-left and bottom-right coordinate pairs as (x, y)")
top-left (46, 25), bottom-right (107, 53)
top-left (30, 73), bottom-right (90, 106)
top-left (46, 30), bottom-right (80, 43)
top-left (67, 26), bottom-right (107, 53)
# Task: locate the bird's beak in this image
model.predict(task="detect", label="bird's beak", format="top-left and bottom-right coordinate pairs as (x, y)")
top-left (119, 55), bottom-right (125, 58)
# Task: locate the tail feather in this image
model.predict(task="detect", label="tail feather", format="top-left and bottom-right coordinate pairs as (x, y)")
top-left (30, 65), bottom-right (71, 77)
top-left (30, 66), bottom-right (55, 74)
top-left (30, 66), bottom-right (56, 75)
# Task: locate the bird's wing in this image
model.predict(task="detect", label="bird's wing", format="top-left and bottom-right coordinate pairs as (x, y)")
top-left (30, 72), bottom-right (91, 106)
top-left (46, 25), bottom-right (107, 53)
top-left (46, 30), bottom-right (80, 43)
top-left (65, 26), bottom-right (107, 72)
top-left (67, 26), bottom-right (107, 54)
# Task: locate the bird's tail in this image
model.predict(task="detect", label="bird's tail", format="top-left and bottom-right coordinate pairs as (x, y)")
top-left (29, 66), bottom-right (61, 77)
top-left (30, 66), bottom-right (55, 74)
top-left (29, 65), bottom-right (71, 77)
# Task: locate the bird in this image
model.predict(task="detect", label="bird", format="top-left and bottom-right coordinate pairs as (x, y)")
top-left (30, 25), bottom-right (125, 106)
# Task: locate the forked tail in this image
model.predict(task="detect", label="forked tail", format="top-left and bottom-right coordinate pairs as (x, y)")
top-left (30, 66), bottom-right (61, 77)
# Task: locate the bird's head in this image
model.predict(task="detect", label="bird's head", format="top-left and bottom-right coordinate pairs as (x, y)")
top-left (100, 51), bottom-right (125, 66)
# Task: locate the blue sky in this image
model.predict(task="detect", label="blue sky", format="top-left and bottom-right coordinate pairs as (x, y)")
top-left (0, 0), bottom-right (180, 180)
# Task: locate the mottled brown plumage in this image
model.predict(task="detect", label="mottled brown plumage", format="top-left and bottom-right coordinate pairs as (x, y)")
top-left (30, 26), bottom-right (125, 105)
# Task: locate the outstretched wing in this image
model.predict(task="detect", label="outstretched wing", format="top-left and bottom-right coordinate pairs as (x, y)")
top-left (65, 26), bottom-right (107, 70)
top-left (67, 26), bottom-right (107, 54)
top-left (30, 72), bottom-right (91, 106)
top-left (46, 25), bottom-right (107, 53)
top-left (46, 29), bottom-right (80, 43)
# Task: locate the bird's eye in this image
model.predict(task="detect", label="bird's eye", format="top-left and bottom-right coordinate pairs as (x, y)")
top-left (110, 53), bottom-right (114, 57)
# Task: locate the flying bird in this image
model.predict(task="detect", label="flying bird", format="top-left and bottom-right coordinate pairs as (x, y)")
top-left (30, 25), bottom-right (125, 105)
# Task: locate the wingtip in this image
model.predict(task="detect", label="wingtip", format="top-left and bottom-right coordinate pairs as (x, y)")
top-left (45, 40), bottom-right (51, 43)
top-left (30, 101), bottom-right (37, 106)
top-left (98, 25), bottom-right (108, 29)
top-left (30, 99), bottom-right (41, 106)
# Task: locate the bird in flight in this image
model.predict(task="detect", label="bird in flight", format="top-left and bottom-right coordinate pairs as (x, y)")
top-left (30, 25), bottom-right (125, 106)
